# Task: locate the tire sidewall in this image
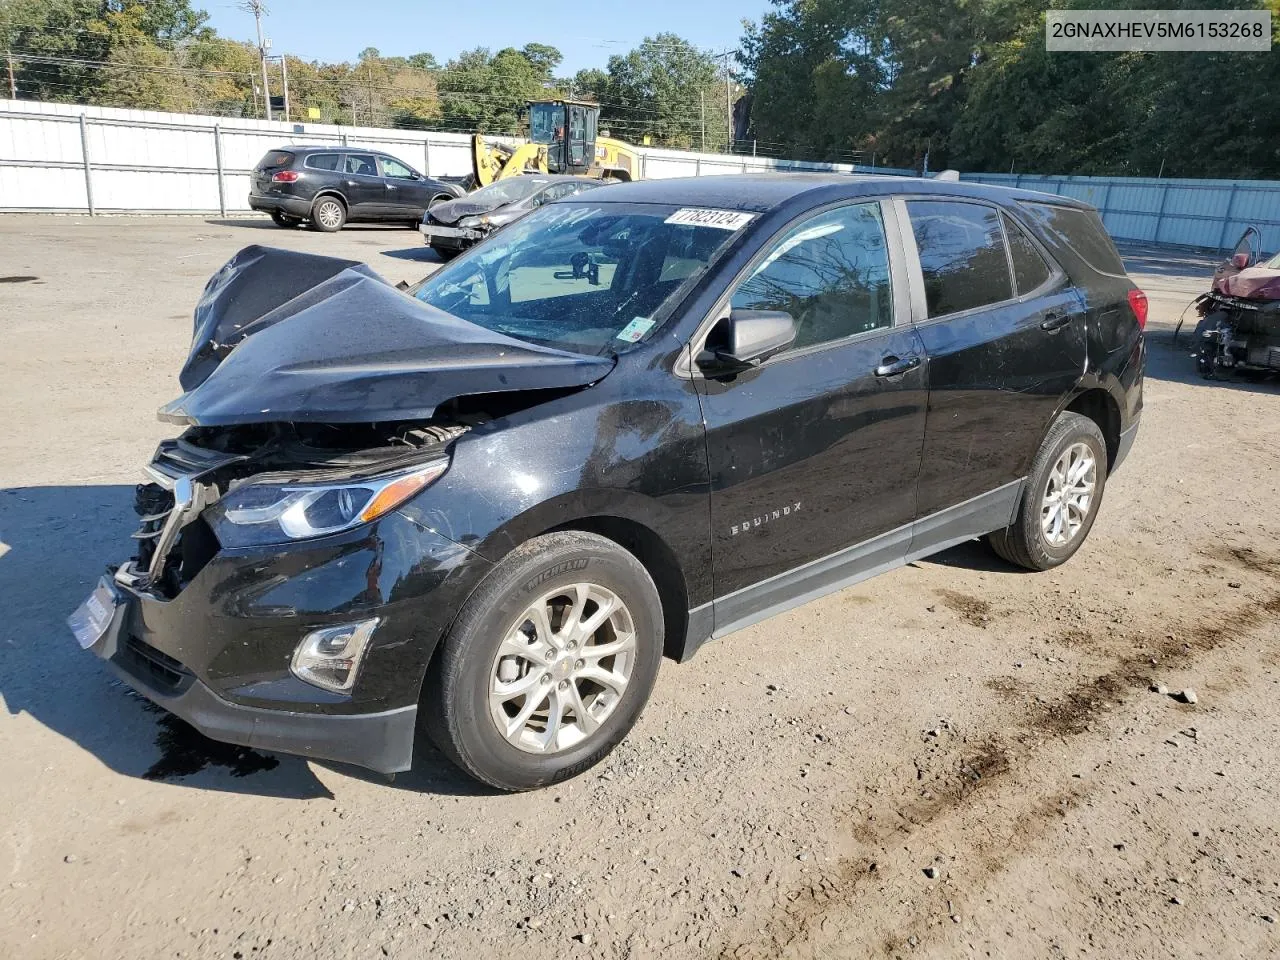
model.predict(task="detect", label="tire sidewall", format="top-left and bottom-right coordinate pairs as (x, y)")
top-left (442, 537), bottom-right (663, 790)
top-left (1023, 417), bottom-right (1107, 568)
top-left (311, 197), bottom-right (346, 232)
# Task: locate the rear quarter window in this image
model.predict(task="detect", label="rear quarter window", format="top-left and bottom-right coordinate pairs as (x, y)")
top-left (304, 153), bottom-right (342, 171)
top-left (1018, 202), bottom-right (1127, 277)
top-left (255, 151), bottom-right (294, 170)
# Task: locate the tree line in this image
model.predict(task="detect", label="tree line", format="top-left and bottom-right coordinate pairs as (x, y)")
top-left (3, 0), bottom-right (1279, 176)
top-left (741, 0), bottom-right (1280, 178)
top-left (0, 2), bottom-right (733, 151)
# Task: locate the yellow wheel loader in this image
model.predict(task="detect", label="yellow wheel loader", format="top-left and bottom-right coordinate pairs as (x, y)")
top-left (472, 99), bottom-right (640, 187)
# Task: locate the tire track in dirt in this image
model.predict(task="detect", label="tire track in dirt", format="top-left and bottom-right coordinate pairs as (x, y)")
top-left (716, 543), bottom-right (1280, 960)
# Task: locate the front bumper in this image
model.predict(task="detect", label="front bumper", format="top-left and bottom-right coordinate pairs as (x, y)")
top-left (419, 223), bottom-right (484, 249)
top-left (76, 511), bottom-right (491, 774)
top-left (88, 590), bottom-right (417, 773)
top-left (248, 193), bottom-right (312, 218)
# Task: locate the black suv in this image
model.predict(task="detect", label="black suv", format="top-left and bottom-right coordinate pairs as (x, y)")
top-left (72, 175), bottom-right (1145, 791)
top-left (248, 146), bottom-right (464, 232)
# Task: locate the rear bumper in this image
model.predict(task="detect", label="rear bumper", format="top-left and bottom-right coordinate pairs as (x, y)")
top-left (1113, 416), bottom-right (1140, 473)
top-left (248, 193), bottom-right (312, 218)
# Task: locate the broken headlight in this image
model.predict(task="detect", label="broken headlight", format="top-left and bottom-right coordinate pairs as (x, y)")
top-left (207, 459), bottom-right (448, 548)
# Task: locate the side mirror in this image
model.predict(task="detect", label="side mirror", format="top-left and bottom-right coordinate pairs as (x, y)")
top-left (697, 309), bottom-right (797, 371)
top-left (1231, 252), bottom-right (1250, 269)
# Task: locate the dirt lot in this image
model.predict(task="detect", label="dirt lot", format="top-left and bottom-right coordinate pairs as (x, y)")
top-left (1, 215), bottom-right (1278, 960)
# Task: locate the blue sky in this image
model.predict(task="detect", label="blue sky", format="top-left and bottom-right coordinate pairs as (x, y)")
top-left (202, 0), bottom-right (770, 74)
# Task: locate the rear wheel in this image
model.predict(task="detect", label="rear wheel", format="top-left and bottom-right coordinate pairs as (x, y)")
top-left (423, 531), bottom-right (664, 791)
top-left (309, 196), bottom-right (346, 232)
top-left (270, 210), bottom-right (301, 228)
top-left (989, 412), bottom-right (1107, 571)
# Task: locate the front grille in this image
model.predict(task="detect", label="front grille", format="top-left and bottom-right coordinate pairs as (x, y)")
top-left (121, 634), bottom-right (192, 692)
top-left (132, 483), bottom-right (174, 569)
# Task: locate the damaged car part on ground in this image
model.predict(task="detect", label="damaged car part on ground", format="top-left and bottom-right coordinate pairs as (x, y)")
top-left (70, 175), bottom-right (1146, 791)
top-left (1186, 226), bottom-right (1280, 379)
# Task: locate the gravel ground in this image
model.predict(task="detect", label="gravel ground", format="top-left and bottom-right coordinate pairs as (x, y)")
top-left (1, 215), bottom-right (1278, 960)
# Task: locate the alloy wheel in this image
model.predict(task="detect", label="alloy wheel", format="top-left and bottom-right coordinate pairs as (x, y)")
top-left (1040, 441), bottom-right (1097, 547)
top-left (315, 200), bottom-right (343, 229)
top-left (488, 583), bottom-right (637, 754)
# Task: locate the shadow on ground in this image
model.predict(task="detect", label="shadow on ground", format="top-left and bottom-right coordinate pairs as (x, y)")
top-left (0, 483), bottom-right (487, 799)
top-left (202, 218), bottom-right (416, 233)
top-left (380, 245), bottom-right (447, 263)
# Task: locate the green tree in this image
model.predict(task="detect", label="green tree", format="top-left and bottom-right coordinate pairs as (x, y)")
top-left (594, 34), bottom-right (725, 150)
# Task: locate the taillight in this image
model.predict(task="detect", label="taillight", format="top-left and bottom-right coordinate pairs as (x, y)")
top-left (1127, 288), bottom-right (1148, 329)
top-left (271, 170), bottom-right (299, 183)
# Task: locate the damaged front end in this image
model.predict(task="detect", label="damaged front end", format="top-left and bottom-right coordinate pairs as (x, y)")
top-left (126, 420), bottom-right (467, 599)
top-left (71, 245), bottom-right (614, 773)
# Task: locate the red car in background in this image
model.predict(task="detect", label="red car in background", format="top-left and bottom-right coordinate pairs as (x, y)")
top-left (1192, 227), bottom-right (1280, 378)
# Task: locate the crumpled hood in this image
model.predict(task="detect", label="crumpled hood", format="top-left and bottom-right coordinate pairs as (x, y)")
top-left (428, 195), bottom-right (510, 225)
top-left (1213, 264), bottom-right (1280, 301)
top-left (159, 245), bottom-right (613, 427)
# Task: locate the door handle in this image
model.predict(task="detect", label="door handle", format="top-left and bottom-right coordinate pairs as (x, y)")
top-left (1041, 312), bottom-right (1072, 332)
top-left (874, 355), bottom-right (921, 378)
top-left (385, 184), bottom-right (397, 190)
top-left (344, 180), bottom-right (357, 187)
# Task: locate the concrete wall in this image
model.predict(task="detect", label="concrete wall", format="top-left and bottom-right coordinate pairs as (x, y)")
top-left (0, 99), bottom-right (911, 215)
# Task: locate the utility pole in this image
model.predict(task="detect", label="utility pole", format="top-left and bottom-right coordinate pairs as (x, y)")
top-left (279, 55), bottom-right (290, 121)
top-left (6, 50), bottom-right (16, 99)
top-left (725, 63), bottom-right (732, 153)
top-left (700, 91), bottom-right (705, 152)
top-left (712, 49), bottom-right (735, 154)
top-left (242, 0), bottom-right (272, 121)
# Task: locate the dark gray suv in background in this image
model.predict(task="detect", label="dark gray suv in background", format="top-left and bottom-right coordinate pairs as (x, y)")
top-left (248, 146), bottom-right (464, 231)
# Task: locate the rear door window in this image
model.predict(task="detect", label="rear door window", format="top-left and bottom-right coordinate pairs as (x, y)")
top-left (1002, 213), bottom-right (1053, 294)
top-left (304, 153), bottom-right (341, 171)
top-left (344, 153), bottom-right (377, 177)
top-left (907, 200), bottom-right (1013, 318)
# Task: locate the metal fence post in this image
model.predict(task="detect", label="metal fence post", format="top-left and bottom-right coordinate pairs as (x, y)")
top-left (1099, 181), bottom-right (1114, 225)
top-left (1217, 183), bottom-right (1240, 250)
top-left (1152, 181), bottom-right (1171, 244)
top-left (78, 113), bottom-right (95, 215)
top-left (213, 123), bottom-right (226, 217)
top-left (423, 138), bottom-right (431, 176)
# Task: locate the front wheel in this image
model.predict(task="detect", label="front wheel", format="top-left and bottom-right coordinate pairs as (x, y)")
top-left (989, 412), bottom-right (1107, 571)
top-left (423, 531), bottom-right (664, 791)
top-left (430, 244), bottom-right (460, 262)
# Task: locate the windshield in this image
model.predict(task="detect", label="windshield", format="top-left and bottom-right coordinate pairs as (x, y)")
top-left (414, 202), bottom-right (748, 355)
top-left (1262, 250), bottom-right (1280, 269)
top-left (528, 102), bottom-right (561, 145)
top-left (471, 177), bottom-right (550, 205)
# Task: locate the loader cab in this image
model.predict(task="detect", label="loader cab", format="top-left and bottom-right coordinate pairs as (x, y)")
top-left (528, 99), bottom-right (598, 175)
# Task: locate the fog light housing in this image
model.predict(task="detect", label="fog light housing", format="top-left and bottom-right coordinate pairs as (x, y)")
top-left (290, 618), bottom-right (380, 693)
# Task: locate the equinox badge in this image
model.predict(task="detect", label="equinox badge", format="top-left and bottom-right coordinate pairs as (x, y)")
top-left (730, 502), bottom-right (802, 536)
